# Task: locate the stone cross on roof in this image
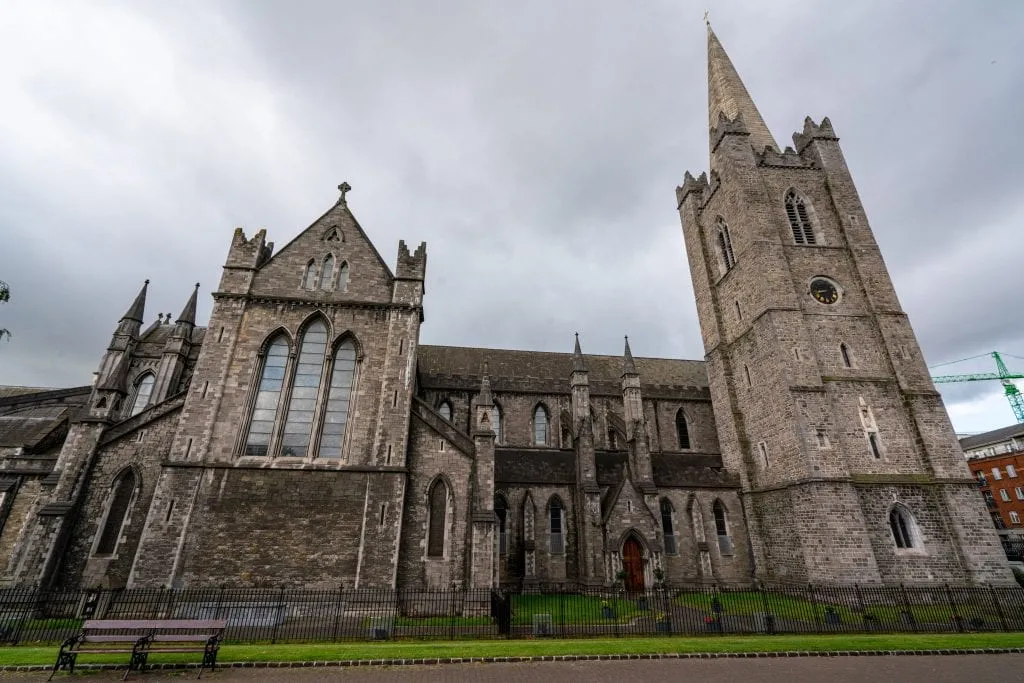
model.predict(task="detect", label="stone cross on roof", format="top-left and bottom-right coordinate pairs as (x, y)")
top-left (337, 182), bottom-right (352, 204)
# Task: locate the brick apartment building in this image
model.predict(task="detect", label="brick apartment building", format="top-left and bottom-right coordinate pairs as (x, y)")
top-left (961, 424), bottom-right (1024, 561)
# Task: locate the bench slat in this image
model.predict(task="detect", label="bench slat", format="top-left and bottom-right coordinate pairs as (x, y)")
top-left (150, 634), bottom-right (219, 642)
top-left (83, 619), bottom-right (227, 630)
top-left (79, 636), bottom-right (141, 643)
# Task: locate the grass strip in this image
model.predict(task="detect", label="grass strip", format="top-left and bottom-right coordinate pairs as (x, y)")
top-left (2, 633), bottom-right (1024, 667)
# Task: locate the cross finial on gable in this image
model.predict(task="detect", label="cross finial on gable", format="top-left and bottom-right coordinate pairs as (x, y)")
top-left (703, 9), bottom-right (710, 26)
top-left (337, 182), bottom-right (352, 204)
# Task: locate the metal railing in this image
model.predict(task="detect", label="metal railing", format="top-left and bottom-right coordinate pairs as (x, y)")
top-left (2, 581), bottom-right (1023, 645)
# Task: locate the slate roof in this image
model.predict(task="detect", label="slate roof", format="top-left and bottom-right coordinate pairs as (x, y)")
top-left (0, 406), bottom-right (73, 448)
top-left (135, 325), bottom-right (206, 359)
top-left (0, 386), bottom-right (53, 399)
top-left (417, 345), bottom-right (708, 396)
top-left (959, 423), bottom-right (1024, 450)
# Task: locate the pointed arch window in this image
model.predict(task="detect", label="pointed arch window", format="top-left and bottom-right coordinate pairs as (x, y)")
top-left (495, 495), bottom-right (508, 555)
top-left (840, 343), bottom-right (853, 368)
top-left (438, 401), bottom-right (452, 422)
top-left (281, 321), bottom-right (328, 457)
top-left (785, 190), bottom-right (817, 245)
top-left (675, 409), bottom-right (690, 449)
top-left (889, 505), bottom-right (920, 549)
top-left (319, 254), bottom-right (335, 290)
top-left (549, 499), bottom-right (565, 554)
top-left (491, 404), bottom-right (503, 444)
top-left (318, 339), bottom-right (356, 459)
top-left (716, 217), bottom-right (736, 271)
top-left (660, 498), bottom-right (677, 555)
top-left (244, 336), bottom-right (289, 456)
top-left (95, 469), bottom-right (137, 556)
top-left (427, 479), bottom-right (448, 558)
top-left (713, 500), bottom-right (734, 555)
top-left (302, 259), bottom-right (317, 290)
top-left (129, 373), bottom-right (155, 417)
top-left (533, 405), bottom-right (549, 445)
top-left (338, 262), bottom-right (349, 292)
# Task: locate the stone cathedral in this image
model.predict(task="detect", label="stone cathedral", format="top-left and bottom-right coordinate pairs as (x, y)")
top-left (0, 28), bottom-right (1013, 592)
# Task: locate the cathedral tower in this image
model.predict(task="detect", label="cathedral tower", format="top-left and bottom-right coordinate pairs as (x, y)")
top-left (676, 26), bottom-right (1011, 584)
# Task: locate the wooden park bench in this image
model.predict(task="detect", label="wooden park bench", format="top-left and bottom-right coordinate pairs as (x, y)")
top-left (48, 619), bottom-right (227, 680)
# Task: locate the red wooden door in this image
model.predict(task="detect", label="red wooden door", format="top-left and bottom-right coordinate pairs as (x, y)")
top-left (622, 538), bottom-right (645, 592)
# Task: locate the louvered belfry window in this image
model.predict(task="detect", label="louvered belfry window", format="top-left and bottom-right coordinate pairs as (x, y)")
top-left (716, 217), bottom-right (736, 269)
top-left (785, 190), bottom-right (816, 245)
top-left (427, 480), bottom-right (447, 557)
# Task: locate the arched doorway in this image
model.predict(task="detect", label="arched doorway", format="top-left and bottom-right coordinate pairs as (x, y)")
top-left (622, 537), bottom-right (645, 591)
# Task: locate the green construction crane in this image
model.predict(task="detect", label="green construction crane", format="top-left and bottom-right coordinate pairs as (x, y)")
top-left (930, 351), bottom-right (1024, 424)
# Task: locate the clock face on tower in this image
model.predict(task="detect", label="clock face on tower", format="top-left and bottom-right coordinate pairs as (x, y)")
top-left (809, 277), bottom-right (840, 305)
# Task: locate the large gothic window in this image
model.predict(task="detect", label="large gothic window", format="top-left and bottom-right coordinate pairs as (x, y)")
top-left (716, 217), bottom-right (736, 270)
top-left (785, 190), bottom-right (817, 245)
top-left (533, 404), bottom-right (549, 445)
top-left (319, 254), bottom-right (335, 290)
top-left (95, 469), bottom-right (137, 556)
top-left (244, 336), bottom-right (289, 456)
top-left (318, 340), bottom-right (356, 459)
top-left (713, 499), bottom-right (734, 555)
top-left (427, 479), bottom-right (448, 557)
top-left (675, 409), bottom-right (690, 449)
top-left (549, 498), bottom-right (565, 554)
top-left (338, 262), bottom-right (350, 292)
top-left (302, 259), bottom-right (317, 290)
top-left (281, 321), bottom-right (328, 457)
top-left (129, 373), bottom-right (155, 417)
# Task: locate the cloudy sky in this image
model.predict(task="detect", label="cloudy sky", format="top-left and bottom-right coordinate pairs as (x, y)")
top-left (1, 0), bottom-right (1023, 435)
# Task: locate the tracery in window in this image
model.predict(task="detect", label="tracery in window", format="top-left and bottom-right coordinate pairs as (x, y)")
top-left (280, 320), bottom-right (328, 457)
top-left (244, 335), bottom-right (289, 456)
top-left (785, 189), bottom-right (817, 245)
top-left (95, 469), bottom-right (137, 556)
top-left (675, 409), bottom-right (690, 449)
top-left (319, 254), bottom-right (335, 290)
top-left (427, 479), bottom-right (448, 557)
top-left (129, 373), bottom-right (155, 417)
top-left (533, 404), bottom-right (549, 445)
top-left (318, 339), bottom-right (356, 459)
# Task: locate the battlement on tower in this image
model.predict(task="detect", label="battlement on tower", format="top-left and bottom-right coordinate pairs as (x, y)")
top-left (757, 144), bottom-right (816, 169)
top-left (675, 171), bottom-right (709, 208)
top-left (792, 116), bottom-right (839, 153)
top-left (225, 228), bottom-right (275, 270)
top-left (710, 111), bottom-right (751, 152)
top-left (395, 240), bottom-right (427, 280)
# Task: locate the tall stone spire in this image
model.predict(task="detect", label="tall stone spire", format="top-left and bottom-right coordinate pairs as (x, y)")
top-left (707, 25), bottom-right (779, 153)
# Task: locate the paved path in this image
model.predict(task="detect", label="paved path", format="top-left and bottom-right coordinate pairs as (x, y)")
top-left (19, 653), bottom-right (1024, 681)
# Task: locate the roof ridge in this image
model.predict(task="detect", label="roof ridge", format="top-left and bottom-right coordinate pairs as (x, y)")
top-left (417, 343), bottom-right (704, 364)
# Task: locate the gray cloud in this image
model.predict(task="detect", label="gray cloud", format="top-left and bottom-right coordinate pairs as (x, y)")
top-left (1, 0), bottom-right (1023, 433)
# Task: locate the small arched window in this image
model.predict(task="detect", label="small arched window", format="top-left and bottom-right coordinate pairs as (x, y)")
top-left (129, 373), bottom-right (155, 417)
top-left (549, 499), bottom-right (565, 554)
top-left (280, 320), bottom-right (328, 457)
top-left (890, 505), bottom-right (919, 549)
top-left (438, 401), bottom-right (452, 422)
top-left (95, 469), bottom-right (137, 556)
top-left (675, 409), bottom-right (690, 449)
top-left (491, 404), bottom-right (503, 444)
top-left (318, 339), bottom-right (357, 459)
top-left (533, 405), bottom-right (549, 445)
top-left (713, 499), bottom-right (734, 555)
top-left (302, 259), bottom-right (317, 290)
top-left (338, 262), bottom-right (350, 292)
top-left (427, 479), bottom-right (448, 557)
top-left (660, 498), bottom-right (677, 555)
top-left (319, 254), bottom-right (335, 290)
top-left (495, 495), bottom-right (508, 555)
top-left (785, 190), bottom-right (817, 245)
top-left (840, 343), bottom-right (853, 368)
top-left (244, 335), bottom-right (289, 456)
top-left (716, 217), bottom-right (736, 270)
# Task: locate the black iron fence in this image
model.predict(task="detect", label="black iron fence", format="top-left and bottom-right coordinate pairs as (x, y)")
top-left (2, 582), bottom-right (1024, 645)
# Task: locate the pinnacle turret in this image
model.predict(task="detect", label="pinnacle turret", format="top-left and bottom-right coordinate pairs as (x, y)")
top-left (572, 333), bottom-right (587, 373)
top-left (622, 336), bottom-right (637, 377)
top-left (175, 283), bottom-right (200, 326)
top-left (122, 280), bottom-right (149, 324)
top-left (707, 26), bottom-right (778, 154)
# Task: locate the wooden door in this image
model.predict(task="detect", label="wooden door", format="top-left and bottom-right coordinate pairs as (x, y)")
top-left (622, 537), bottom-right (645, 592)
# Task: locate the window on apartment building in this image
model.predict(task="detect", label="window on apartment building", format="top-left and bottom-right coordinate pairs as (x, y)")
top-left (992, 467), bottom-right (1003, 480)
top-left (1008, 464), bottom-right (1018, 478)
top-left (1011, 511), bottom-right (1021, 525)
top-left (1016, 487), bottom-right (1024, 500)
top-left (977, 471), bottom-right (987, 484)
top-left (1001, 489), bottom-right (1011, 502)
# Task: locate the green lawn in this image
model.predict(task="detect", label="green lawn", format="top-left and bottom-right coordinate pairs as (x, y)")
top-left (510, 594), bottom-right (645, 625)
top-left (3, 633), bottom-right (1023, 667)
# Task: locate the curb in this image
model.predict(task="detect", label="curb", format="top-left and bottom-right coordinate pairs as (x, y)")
top-left (7, 647), bottom-right (1024, 673)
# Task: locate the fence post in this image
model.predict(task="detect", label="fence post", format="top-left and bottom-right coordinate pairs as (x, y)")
top-left (990, 584), bottom-right (1009, 632)
top-left (558, 589), bottom-right (566, 638)
top-left (899, 584), bottom-right (917, 633)
top-left (757, 581), bottom-right (774, 634)
top-left (808, 583), bottom-right (823, 633)
top-left (331, 586), bottom-right (344, 641)
top-left (854, 584), bottom-right (869, 631)
top-left (271, 586), bottom-right (286, 644)
top-left (945, 584), bottom-right (963, 633)
top-left (448, 587), bottom-right (456, 641)
top-left (214, 585), bottom-right (225, 620)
